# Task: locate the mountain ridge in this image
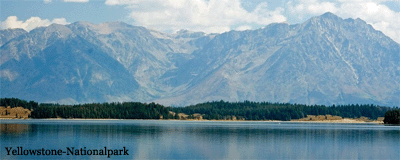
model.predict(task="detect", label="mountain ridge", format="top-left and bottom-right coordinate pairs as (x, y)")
top-left (1, 12), bottom-right (399, 106)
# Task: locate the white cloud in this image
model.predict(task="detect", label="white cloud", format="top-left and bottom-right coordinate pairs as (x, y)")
top-left (0, 16), bottom-right (70, 31)
top-left (105, 0), bottom-right (287, 33)
top-left (44, 0), bottom-right (52, 4)
top-left (288, 0), bottom-right (337, 17)
top-left (287, 0), bottom-right (400, 43)
top-left (104, 0), bottom-right (399, 43)
top-left (63, 0), bottom-right (89, 2)
top-left (236, 25), bottom-right (252, 31)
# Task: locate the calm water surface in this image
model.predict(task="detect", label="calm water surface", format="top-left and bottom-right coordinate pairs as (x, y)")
top-left (1, 120), bottom-right (399, 159)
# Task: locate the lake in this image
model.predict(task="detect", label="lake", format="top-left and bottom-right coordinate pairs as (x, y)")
top-left (1, 120), bottom-right (399, 159)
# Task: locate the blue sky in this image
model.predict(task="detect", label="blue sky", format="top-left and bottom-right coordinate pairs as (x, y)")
top-left (1, 0), bottom-right (400, 43)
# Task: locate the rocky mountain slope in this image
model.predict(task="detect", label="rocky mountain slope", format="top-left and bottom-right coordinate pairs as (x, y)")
top-left (1, 12), bottom-right (399, 106)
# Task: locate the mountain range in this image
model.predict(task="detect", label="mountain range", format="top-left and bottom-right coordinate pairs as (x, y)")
top-left (1, 12), bottom-right (399, 106)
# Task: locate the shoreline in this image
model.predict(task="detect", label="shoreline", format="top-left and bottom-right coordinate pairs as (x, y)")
top-left (290, 118), bottom-right (383, 124)
top-left (0, 118), bottom-right (384, 124)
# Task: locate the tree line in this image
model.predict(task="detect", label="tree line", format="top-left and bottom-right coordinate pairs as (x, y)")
top-left (170, 100), bottom-right (396, 121)
top-left (31, 102), bottom-right (171, 119)
top-left (1, 98), bottom-right (171, 119)
top-left (1, 98), bottom-right (398, 121)
top-left (0, 98), bottom-right (38, 110)
top-left (384, 109), bottom-right (400, 124)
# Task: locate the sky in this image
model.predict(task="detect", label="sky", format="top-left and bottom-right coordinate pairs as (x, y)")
top-left (1, 0), bottom-right (400, 43)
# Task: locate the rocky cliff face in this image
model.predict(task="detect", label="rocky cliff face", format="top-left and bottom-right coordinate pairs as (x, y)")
top-left (0, 28), bottom-right (27, 47)
top-left (158, 12), bottom-right (400, 106)
top-left (1, 13), bottom-right (399, 106)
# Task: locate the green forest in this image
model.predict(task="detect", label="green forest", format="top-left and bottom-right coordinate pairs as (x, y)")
top-left (1, 98), bottom-right (170, 119)
top-left (170, 100), bottom-right (395, 121)
top-left (383, 109), bottom-right (400, 124)
top-left (1, 98), bottom-right (399, 123)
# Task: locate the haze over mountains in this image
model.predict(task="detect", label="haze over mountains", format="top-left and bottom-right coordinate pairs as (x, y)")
top-left (1, 12), bottom-right (399, 106)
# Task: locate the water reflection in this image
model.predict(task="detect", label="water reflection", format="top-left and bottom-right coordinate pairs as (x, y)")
top-left (1, 123), bottom-right (30, 135)
top-left (1, 120), bottom-right (399, 159)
